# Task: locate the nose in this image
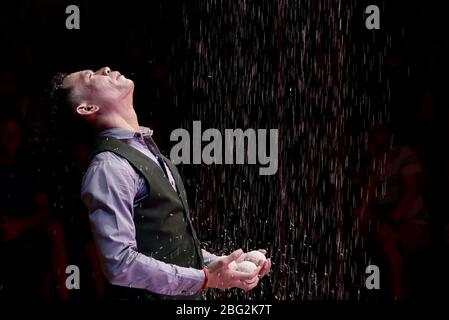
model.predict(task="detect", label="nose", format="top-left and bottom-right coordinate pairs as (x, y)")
top-left (96, 67), bottom-right (111, 75)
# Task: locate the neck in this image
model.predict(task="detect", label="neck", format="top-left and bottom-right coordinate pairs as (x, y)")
top-left (96, 105), bottom-right (140, 133)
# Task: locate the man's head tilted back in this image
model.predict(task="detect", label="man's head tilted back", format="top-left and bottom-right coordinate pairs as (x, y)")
top-left (52, 67), bottom-right (135, 130)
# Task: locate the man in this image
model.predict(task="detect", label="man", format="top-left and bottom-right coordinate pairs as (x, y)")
top-left (353, 123), bottom-right (430, 299)
top-left (52, 67), bottom-right (271, 299)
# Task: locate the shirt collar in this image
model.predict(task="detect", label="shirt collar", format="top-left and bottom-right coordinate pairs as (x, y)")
top-left (98, 126), bottom-right (153, 140)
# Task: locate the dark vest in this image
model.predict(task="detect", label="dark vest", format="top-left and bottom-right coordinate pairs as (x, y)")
top-left (90, 136), bottom-right (204, 300)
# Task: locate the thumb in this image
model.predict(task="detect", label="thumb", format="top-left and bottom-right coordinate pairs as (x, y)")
top-left (218, 249), bottom-right (244, 267)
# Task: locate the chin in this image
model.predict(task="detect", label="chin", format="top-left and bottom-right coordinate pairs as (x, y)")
top-left (121, 77), bottom-right (134, 87)
top-left (121, 83), bottom-right (134, 99)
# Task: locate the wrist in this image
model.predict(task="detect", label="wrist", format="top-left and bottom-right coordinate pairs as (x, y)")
top-left (199, 267), bottom-right (209, 291)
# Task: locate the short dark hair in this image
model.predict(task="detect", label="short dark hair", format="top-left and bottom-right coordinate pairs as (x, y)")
top-left (48, 72), bottom-right (95, 143)
top-left (50, 72), bottom-right (73, 117)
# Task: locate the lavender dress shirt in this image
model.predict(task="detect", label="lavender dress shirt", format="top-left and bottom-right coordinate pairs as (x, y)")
top-left (81, 127), bottom-right (217, 296)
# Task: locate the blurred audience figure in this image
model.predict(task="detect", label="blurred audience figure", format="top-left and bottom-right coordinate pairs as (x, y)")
top-left (353, 123), bottom-right (431, 299)
top-left (0, 116), bottom-right (69, 299)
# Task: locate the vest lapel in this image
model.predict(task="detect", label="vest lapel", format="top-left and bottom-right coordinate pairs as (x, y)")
top-left (162, 156), bottom-right (203, 259)
top-left (162, 156), bottom-right (190, 216)
top-left (93, 137), bottom-right (179, 198)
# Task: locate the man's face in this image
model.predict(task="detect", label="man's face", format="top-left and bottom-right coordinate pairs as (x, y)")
top-left (63, 66), bottom-right (134, 113)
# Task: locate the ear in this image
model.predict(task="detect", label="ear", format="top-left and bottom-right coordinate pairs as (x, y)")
top-left (76, 103), bottom-right (100, 116)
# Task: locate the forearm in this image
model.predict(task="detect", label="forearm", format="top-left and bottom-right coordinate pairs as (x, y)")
top-left (99, 243), bottom-right (205, 296)
top-left (89, 207), bottom-right (205, 296)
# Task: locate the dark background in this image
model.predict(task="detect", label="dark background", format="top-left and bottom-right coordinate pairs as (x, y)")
top-left (1, 0), bottom-right (449, 300)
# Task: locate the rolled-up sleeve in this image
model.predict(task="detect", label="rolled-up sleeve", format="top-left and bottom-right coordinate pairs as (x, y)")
top-left (81, 155), bottom-right (205, 296)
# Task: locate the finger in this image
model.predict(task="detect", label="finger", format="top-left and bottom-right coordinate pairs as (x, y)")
top-left (245, 281), bottom-right (260, 291)
top-left (219, 249), bottom-right (244, 266)
top-left (243, 275), bottom-right (259, 285)
top-left (236, 254), bottom-right (246, 263)
top-left (257, 249), bottom-right (267, 255)
top-left (230, 266), bottom-right (262, 281)
top-left (241, 283), bottom-right (258, 291)
top-left (258, 260), bottom-right (269, 277)
top-left (228, 261), bottom-right (238, 270)
top-left (259, 259), bottom-right (272, 277)
top-left (235, 279), bottom-right (260, 291)
top-left (248, 265), bottom-right (263, 278)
